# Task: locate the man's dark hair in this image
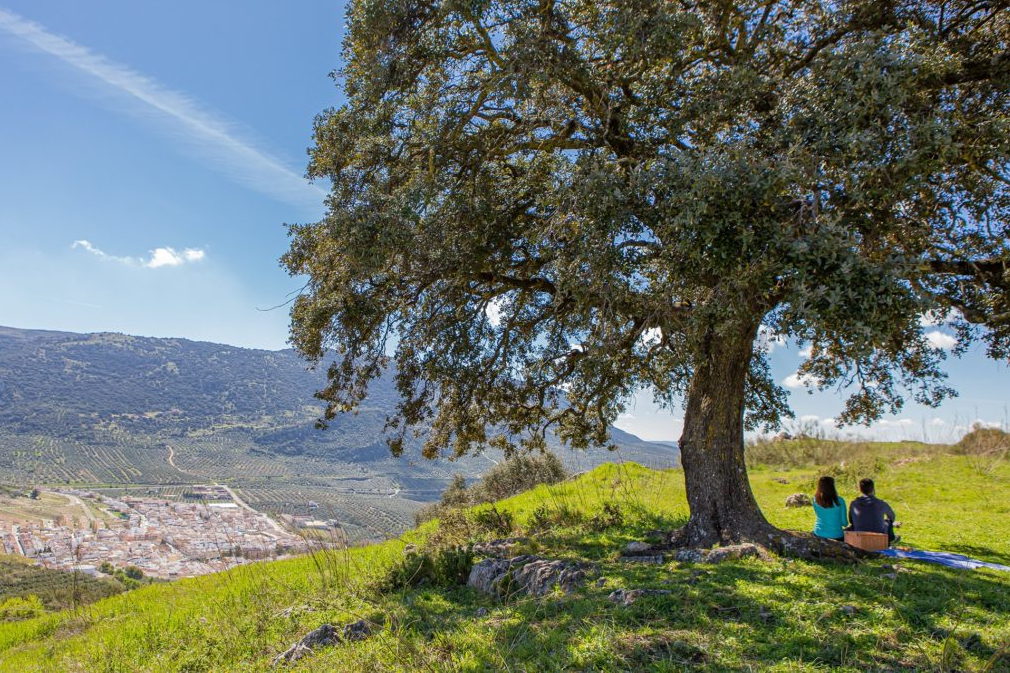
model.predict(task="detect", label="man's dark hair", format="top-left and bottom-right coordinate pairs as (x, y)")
top-left (859, 478), bottom-right (875, 495)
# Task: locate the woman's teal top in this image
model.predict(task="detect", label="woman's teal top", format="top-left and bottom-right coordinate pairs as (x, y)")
top-left (812, 497), bottom-right (848, 539)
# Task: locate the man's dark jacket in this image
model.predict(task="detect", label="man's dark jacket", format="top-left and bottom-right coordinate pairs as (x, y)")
top-left (849, 494), bottom-right (895, 534)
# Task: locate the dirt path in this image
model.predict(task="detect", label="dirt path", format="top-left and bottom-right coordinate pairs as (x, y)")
top-left (61, 492), bottom-right (96, 524)
top-left (165, 444), bottom-right (190, 474)
top-left (215, 483), bottom-right (288, 534)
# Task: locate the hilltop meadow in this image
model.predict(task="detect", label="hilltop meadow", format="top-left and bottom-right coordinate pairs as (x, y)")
top-left (0, 434), bottom-right (1008, 671)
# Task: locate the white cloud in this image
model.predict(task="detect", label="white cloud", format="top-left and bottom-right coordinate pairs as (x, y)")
top-left (71, 239), bottom-right (131, 264)
top-left (640, 327), bottom-right (663, 347)
top-left (919, 309), bottom-right (963, 328)
top-left (877, 418), bottom-right (915, 427)
top-left (485, 296), bottom-right (505, 327)
top-left (929, 418), bottom-right (946, 427)
top-left (0, 8), bottom-right (325, 211)
top-left (925, 330), bottom-right (957, 350)
top-left (798, 344), bottom-right (813, 358)
top-left (755, 325), bottom-right (785, 353)
top-left (145, 247), bottom-right (205, 268)
top-left (73, 240), bottom-right (206, 269)
top-left (783, 371), bottom-right (821, 389)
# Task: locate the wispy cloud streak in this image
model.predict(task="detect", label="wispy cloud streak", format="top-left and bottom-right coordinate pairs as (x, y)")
top-left (0, 7), bottom-right (326, 210)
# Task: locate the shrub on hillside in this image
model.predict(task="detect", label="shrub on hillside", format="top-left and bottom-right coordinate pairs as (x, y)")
top-left (415, 451), bottom-right (568, 526)
top-left (382, 545), bottom-right (474, 591)
top-left (956, 424), bottom-right (1010, 455)
top-left (440, 474), bottom-right (471, 507)
top-left (470, 451), bottom-right (567, 502)
top-left (470, 506), bottom-right (514, 537)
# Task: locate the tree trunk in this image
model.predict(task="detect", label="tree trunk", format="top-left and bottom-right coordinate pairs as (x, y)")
top-left (662, 324), bottom-right (870, 562)
top-left (674, 325), bottom-right (775, 547)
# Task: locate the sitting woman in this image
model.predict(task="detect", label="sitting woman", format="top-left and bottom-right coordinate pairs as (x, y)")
top-left (812, 476), bottom-right (848, 541)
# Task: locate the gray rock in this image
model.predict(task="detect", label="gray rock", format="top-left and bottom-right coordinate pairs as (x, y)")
top-left (467, 557), bottom-right (517, 595)
top-left (608, 588), bottom-right (672, 606)
top-left (624, 541), bottom-right (653, 554)
top-left (272, 620), bottom-right (375, 666)
top-left (514, 558), bottom-right (588, 597)
top-left (467, 555), bottom-right (588, 598)
top-left (675, 544), bottom-right (762, 564)
top-left (272, 624), bottom-right (338, 666)
top-left (772, 477), bottom-right (789, 484)
top-left (595, 577), bottom-right (607, 587)
top-left (881, 572), bottom-right (898, 580)
top-left (841, 605), bottom-right (857, 616)
top-left (704, 543), bottom-right (761, 564)
top-left (273, 644), bottom-right (312, 665)
top-left (475, 607), bottom-right (488, 617)
top-left (785, 493), bottom-right (812, 508)
top-left (674, 549), bottom-right (706, 563)
top-left (342, 619), bottom-right (372, 642)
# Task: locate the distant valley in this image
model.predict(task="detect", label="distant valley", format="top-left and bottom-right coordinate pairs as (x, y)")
top-left (0, 326), bottom-right (679, 542)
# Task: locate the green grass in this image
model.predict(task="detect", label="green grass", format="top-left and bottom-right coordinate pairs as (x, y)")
top-left (1, 449), bottom-right (1008, 671)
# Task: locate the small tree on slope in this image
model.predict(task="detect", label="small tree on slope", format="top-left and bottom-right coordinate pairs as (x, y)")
top-left (284, 0), bottom-right (1010, 550)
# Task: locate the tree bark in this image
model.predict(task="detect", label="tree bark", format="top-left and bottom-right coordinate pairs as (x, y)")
top-left (674, 325), bottom-right (776, 547)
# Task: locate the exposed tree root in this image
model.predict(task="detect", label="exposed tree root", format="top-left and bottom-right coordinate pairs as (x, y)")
top-left (656, 524), bottom-right (872, 564)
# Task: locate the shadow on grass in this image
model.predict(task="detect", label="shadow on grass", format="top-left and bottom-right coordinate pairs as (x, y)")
top-left (934, 542), bottom-right (1010, 565)
top-left (370, 551), bottom-right (1010, 671)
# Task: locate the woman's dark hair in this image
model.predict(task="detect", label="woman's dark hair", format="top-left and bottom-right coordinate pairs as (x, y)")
top-left (815, 476), bottom-right (841, 508)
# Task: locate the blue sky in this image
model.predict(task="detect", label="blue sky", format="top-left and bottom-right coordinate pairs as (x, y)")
top-left (1, 2), bottom-right (1007, 443)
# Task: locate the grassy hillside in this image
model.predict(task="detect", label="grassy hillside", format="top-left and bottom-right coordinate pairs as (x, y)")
top-left (1, 448), bottom-right (1008, 671)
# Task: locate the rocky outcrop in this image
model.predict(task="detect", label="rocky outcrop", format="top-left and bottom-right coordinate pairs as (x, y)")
top-left (514, 558), bottom-right (589, 597)
top-left (467, 555), bottom-right (589, 598)
top-left (272, 619), bottom-right (375, 666)
top-left (467, 557), bottom-right (520, 596)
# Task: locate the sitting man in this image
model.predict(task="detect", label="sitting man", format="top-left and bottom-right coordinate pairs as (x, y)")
top-left (849, 478), bottom-right (899, 544)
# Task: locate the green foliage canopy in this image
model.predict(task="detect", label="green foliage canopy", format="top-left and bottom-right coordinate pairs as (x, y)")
top-left (286, 0), bottom-right (1009, 459)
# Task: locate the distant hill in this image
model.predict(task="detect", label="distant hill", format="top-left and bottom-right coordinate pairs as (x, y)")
top-left (0, 326), bottom-right (678, 541)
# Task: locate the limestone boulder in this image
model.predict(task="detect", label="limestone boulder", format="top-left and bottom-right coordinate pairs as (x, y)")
top-left (785, 493), bottom-right (812, 507)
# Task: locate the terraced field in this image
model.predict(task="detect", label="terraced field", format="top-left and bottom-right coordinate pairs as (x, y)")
top-left (0, 556), bottom-right (123, 611)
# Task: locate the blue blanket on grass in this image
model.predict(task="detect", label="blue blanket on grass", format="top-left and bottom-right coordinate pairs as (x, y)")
top-left (878, 548), bottom-right (1010, 572)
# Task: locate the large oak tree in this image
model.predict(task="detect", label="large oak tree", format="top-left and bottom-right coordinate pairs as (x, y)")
top-left (285, 0), bottom-right (1009, 548)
